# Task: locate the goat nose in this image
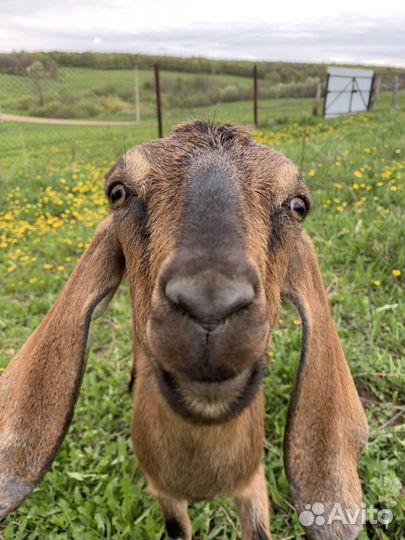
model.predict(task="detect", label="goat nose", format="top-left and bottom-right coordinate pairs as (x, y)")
top-left (165, 271), bottom-right (255, 325)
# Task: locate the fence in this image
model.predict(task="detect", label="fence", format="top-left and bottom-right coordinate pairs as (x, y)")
top-left (0, 62), bottom-right (403, 178)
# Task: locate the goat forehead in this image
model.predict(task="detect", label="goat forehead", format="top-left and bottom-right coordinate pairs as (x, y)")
top-left (116, 134), bottom-right (304, 202)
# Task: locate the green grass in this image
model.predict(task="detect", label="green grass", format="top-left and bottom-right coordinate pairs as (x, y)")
top-left (0, 102), bottom-right (404, 539)
top-left (0, 67), bottom-right (256, 119)
top-left (0, 67), bottom-right (252, 103)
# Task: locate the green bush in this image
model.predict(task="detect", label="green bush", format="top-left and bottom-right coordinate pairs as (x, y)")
top-left (99, 95), bottom-right (133, 114)
top-left (73, 99), bottom-right (103, 118)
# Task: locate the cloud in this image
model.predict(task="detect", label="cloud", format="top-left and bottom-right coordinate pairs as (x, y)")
top-left (0, 1), bottom-right (404, 66)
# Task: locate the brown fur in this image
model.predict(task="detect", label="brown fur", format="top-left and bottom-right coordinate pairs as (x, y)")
top-left (0, 122), bottom-right (367, 540)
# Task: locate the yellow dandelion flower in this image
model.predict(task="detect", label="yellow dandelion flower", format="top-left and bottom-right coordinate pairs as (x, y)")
top-left (372, 280), bottom-right (381, 287)
top-left (353, 183), bottom-right (359, 190)
top-left (308, 169), bottom-right (316, 177)
top-left (293, 319), bottom-right (302, 326)
top-left (392, 269), bottom-right (401, 277)
top-left (43, 264), bottom-right (53, 270)
top-left (390, 186), bottom-right (398, 192)
top-left (354, 171), bottom-right (363, 179)
top-left (7, 263), bottom-right (17, 273)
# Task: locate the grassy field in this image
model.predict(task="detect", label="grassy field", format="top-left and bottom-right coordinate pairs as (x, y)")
top-left (0, 67), bottom-right (260, 120)
top-left (0, 101), bottom-right (404, 539)
top-left (0, 67), bottom-right (252, 102)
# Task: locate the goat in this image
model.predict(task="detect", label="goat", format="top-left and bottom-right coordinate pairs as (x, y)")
top-left (0, 122), bottom-right (368, 539)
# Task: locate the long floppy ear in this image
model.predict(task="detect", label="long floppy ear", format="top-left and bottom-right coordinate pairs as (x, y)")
top-left (282, 233), bottom-right (368, 540)
top-left (0, 216), bottom-right (124, 518)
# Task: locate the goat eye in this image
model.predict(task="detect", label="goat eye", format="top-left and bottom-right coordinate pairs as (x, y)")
top-left (109, 183), bottom-right (127, 207)
top-left (290, 197), bottom-right (307, 221)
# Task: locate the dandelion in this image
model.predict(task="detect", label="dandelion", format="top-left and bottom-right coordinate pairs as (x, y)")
top-left (43, 264), bottom-right (53, 270)
top-left (353, 183), bottom-right (359, 190)
top-left (354, 171), bottom-right (363, 179)
top-left (293, 319), bottom-right (301, 326)
top-left (392, 269), bottom-right (401, 277)
top-left (308, 169), bottom-right (316, 177)
top-left (372, 280), bottom-right (381, 287)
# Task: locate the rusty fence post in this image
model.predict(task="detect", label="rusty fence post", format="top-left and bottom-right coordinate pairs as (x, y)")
top-left (154, 64), bottom-right (163, 138)
top-left (368, 74), bottom-right (382, 112)
top-left (253, 65), bottom-right (258, 128)
top-left (312, 78), bottom-right (322, 116)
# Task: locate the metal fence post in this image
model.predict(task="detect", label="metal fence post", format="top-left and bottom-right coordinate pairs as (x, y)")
top-left (368, 75), bottom-right (382, 111)
top-left (154, 64), bottom-right (163, 138)
top-left (253, 65), bottom-right (258, 128)
top-left (312, 78), bottom-right (322, 116)
top-left (322, 73), bottom-right (330, 117)
top-left (134, 64), bottom-right (140, 124)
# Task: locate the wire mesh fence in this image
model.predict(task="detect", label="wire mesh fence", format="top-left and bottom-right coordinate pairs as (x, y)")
top-left (0, 64), bottom-right (320, 120)
top-left (1, 63), bottom-right (403, 179)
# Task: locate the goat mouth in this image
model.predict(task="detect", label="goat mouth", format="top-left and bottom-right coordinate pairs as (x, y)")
top-left (155, 363), bottom-right (265, 424)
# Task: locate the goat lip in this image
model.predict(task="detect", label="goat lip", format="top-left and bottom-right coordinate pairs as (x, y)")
top-left (177, 368), bottom-right (249, 390)
top-left (155, 363), bottom-right (265, 424)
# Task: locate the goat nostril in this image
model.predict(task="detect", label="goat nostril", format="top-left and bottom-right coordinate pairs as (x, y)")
top-left (164, 273), bottom-right (255, 325)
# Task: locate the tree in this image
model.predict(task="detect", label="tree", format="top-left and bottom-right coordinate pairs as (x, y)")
top-left (26, 60), bottom-right (58, 106)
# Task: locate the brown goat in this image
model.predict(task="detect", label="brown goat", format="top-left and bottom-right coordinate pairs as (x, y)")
top-left (0, 122), bottom-right (368, 539)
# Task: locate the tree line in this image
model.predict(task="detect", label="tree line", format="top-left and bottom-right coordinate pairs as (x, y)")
top-left (0, 51), bottom-right (403, 90)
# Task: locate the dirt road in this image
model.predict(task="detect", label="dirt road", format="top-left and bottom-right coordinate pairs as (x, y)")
top-left (0, 113), bottom-right (138, 127)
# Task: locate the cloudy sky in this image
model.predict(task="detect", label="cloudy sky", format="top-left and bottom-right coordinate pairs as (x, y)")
top-left (1, 0), bottom-right (404, 66)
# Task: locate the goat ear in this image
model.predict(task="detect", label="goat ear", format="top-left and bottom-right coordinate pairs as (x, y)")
top-left (0, 216), bottom-right (124, 517)
top-left (282, 233), bottom-right (368, 540)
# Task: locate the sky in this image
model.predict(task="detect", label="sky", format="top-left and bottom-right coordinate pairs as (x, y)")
top-left (1, 0), bottom-right (404, 67)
